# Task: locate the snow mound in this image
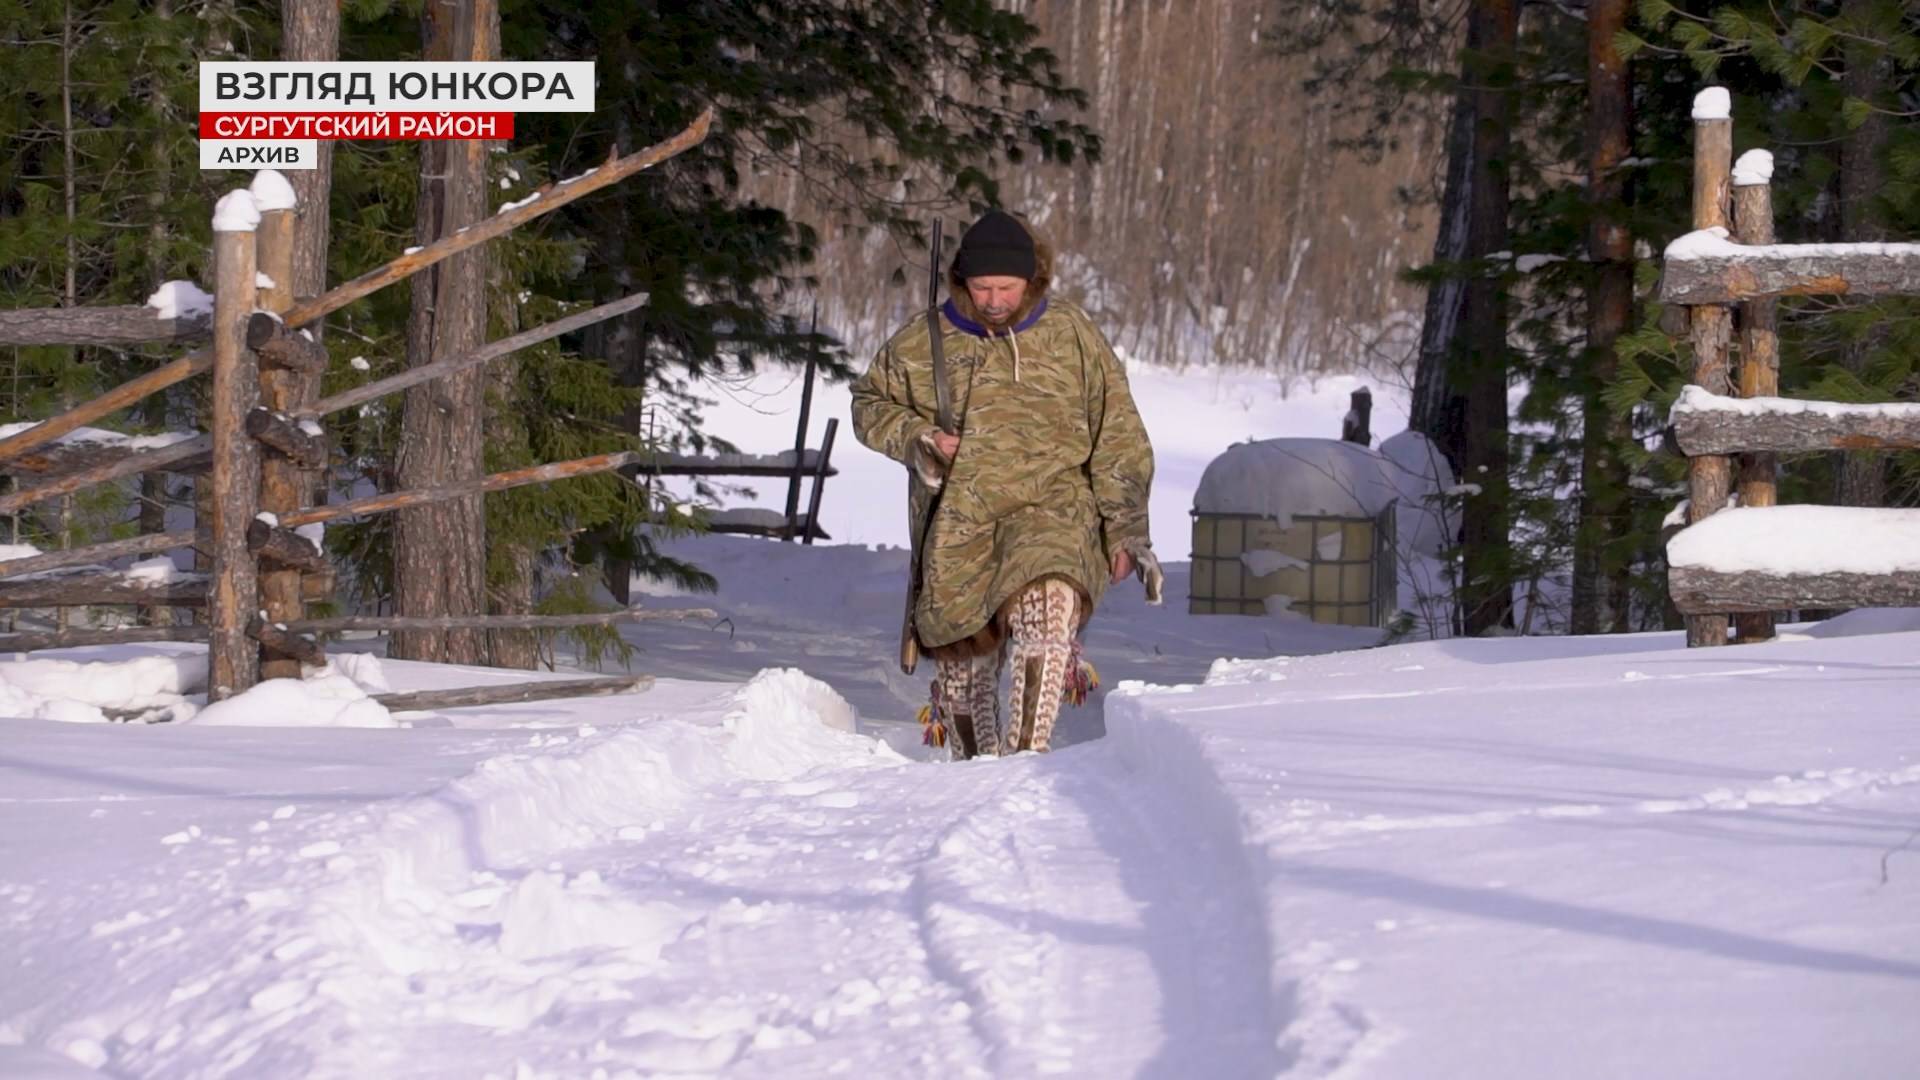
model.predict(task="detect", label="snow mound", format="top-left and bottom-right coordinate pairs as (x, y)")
top-left (1379, 430), bottom-right (1459, 556)
top-left (144, 280), bottom-right (213, 320)
top-left (1667, 506), bottom-right (1920, 574)
top-left (0, 653), bottom-right (205, 723)
top-left (188, 669), bottom-right (393, 729)
top-left (223, 668), bottom-right (896, 1041)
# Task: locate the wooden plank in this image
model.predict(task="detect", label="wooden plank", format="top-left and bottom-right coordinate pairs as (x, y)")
top-left (209, 215), bottom-right (263, 699)
top-left (707, 518), bottom-right (830, 541)
top-left (1660, 242), bottom-right (1920, 305)
top-left (624, 459), bottom-right (839, 480)
top-left (302, 290), bottom-right (651, 419)
top-left (0, 530), bottom-right (200, 579)
top-left (372, 674), bottom-right (655, 712)
top-left (1670, 565), bottom-right (1920, 614)
top-left (0, 576), bottom-right (208, 607)
top-left (0, 352), bottom-right (214, 467)
top-left (273, 608), bottom-right (716, 633)
top-left (0, 436), bottom-right (210, 516)
top-left (0, 109), bottom-right (711, 468)
top-left (3, 437), bottom-right (209, 479)
top-left (801, 418), bottom-right (838, 547)
top-left (281, 450), bottom-right (643, 528)
top-left (1685, 102), bottom-right (1735, 648)
top-left (0, 305), bottom-right (210, 348)
top-left (0, 625), bottom-right (207, 651)
top-left (782, 342), bottom-right (818, 542)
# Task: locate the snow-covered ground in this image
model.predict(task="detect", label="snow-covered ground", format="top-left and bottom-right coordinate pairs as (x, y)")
top-left (4, 533), bottom-right (1919, 1078)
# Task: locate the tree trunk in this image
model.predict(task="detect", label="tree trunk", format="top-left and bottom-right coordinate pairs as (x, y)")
top-left (282, 0), bottom-right (337, 332)
top-left (488, 202), bottom-right (538, 671)
top-left (1572, 0), bottom-right (1634, 635)
top-left (391, 0), bottom-right (497, 663)
top-left (281, 0), bottom-right (338, 609)
top-left (1833, 0), bottom-right (1891, 510)
top-left (1410, 79), bottom-right (1474, 463)
top-left (1457, 0), bottom-right (1520, 636)
top-left (140, 0), bottom-right (175, 630)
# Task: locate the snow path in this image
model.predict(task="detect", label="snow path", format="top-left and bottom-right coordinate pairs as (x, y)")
top-left (2, 670), bottom-right (1280, 1078)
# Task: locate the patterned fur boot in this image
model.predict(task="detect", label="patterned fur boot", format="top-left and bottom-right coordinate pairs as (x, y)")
top-left (923, 649), bottom-right (1003, 759)
top-left (1004, 577), bottom-right (1081, 753)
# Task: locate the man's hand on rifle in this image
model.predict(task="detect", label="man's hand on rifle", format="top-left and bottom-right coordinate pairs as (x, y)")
top-left (929, 430), bottom-right (961, 463)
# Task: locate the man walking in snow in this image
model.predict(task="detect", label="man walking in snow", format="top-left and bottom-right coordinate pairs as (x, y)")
top-left (852, 210), bottom-right (1160, 758)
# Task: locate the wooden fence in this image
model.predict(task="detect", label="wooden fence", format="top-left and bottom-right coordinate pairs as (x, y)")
top-left (1661, 88), bottom-right (1920, 646)
top-left (0, 110), bottom-right (719, 706)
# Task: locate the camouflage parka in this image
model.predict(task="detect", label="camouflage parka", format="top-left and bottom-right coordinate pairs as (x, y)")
top-left (850, 220), bottom-right (1154, 651)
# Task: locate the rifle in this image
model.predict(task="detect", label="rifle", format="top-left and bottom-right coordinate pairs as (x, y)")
top-left (899, 219), bottom-right (952, 675)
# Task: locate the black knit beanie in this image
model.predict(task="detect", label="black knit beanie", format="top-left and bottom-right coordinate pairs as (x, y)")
top-left (951, 210), bottom-right (1036, 281)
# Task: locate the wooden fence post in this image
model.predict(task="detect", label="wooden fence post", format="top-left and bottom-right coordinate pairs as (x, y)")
top-left (252, 172), bottom-right (314, 678)
top-left (1732, 150), bottom-right (1778, 644)
top-left (802, 418), bottom-right (838, 547)
top-left (1685, 88), bottom-right (1735, 648)
top-left (783, 344), bottom-right (817, 543)
top-left (209, 191), bottom-right (264, 699)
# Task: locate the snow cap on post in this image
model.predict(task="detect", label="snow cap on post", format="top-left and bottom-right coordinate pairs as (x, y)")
top-left (1732, 150), bottom-right (1774, 187)
top-left (1691, 87), bottom-right (1731, 122)
top-left (212, 190), bottom-right (261, 233)
top-left (249, 169), bottom-right (298, 212)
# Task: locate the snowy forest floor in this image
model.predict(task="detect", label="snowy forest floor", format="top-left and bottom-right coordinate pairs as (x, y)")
top-left (3, 535), bottom-right (1919, 1078)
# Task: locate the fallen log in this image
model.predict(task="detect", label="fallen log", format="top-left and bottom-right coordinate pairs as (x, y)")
top-left (281, 450), bottom-right (642, 528)
top-left (0, 625), bottom-right (208, 651)
top-left (1669, 565), bottom-right (1920, 614)
top-left (0, 108), bottom-right (712, 467)
top-left (372, 674), bottom-right (655, 713)
top-left (0, 531), bottom-right (201, 579)
top-left (0, 574), bottom-right (208, 607)
top-left (273, 608), bottom-right (718, 633)
top-left (0, 305), bottom-right (211, 348)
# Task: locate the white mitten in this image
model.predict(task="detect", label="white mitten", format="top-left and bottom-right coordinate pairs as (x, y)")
top-left (911, 428), bottom-right (949, 490)
top-left (1126, 540), bottom-right (1164, 606)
